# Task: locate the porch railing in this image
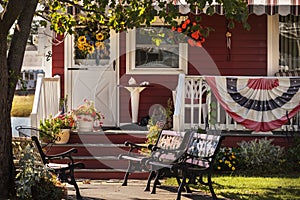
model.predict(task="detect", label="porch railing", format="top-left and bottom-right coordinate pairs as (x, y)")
top-left (173, 75), bottom-right (300, 133)
top-left (30, 74), bottom-right (61, 128)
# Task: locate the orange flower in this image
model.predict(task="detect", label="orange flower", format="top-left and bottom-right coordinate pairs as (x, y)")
top-left (191, 30), bottom-right (200, 40)
top-left (196, 41), bottom-right (202, 47)
top-left (187, 39), bottom-right (195, 46)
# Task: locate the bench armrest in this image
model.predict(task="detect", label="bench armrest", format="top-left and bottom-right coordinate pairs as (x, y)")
top-left (45, 148), bottom-right (78, 162)
top-left (124, 141), bottom-right (148, 152)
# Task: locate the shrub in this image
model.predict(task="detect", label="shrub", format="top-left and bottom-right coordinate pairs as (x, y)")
top-left (214, 147), bottom-right (239, 173)
top-left (15, 145), bottom-right (66, 199)
top-left (237, 137), bottom-right (286, 175)
top-left (285, 135), bottom-right (300, 172)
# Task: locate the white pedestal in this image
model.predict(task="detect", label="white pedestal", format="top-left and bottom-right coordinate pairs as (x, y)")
top-left (124, 86), bottom-right (146, 123)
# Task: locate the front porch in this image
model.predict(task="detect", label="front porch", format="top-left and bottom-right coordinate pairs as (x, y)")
top-left (31, 73), bottom-right (300, 135)
top-left (19, 74), bottom-right (297, 180)
top-left (173, 75), bottom-right (300, 134)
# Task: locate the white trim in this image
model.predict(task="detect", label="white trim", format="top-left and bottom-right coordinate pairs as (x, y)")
top-left (110, 30), bottom-right (120, 127)
top-left (126, 29), bottom-right (188, 74)
top-left (64, 33), bottom-right (74, 108)
top-left (267, 15), bottom-right (279, 76)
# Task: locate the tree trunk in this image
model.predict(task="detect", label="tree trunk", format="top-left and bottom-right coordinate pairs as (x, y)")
top-left (0, 32), bottom-right (15, 198)
top-left (0, 0), bottom-right (38, 198)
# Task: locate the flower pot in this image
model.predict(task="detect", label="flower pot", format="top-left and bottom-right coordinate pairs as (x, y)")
top-left (55, 129), bottom-right (71, 144)
top-left (77, 115), bottom-right (94, 132)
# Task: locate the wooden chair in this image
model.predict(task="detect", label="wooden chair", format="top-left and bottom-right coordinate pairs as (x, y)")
top-left (16, 126), bottom-right (85, 200)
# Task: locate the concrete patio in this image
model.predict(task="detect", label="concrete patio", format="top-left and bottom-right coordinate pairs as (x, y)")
top-left (66, 179), bottom-right (229, 200)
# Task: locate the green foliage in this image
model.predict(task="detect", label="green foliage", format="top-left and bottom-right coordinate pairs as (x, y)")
top-left (164, 98), bottom-right (174, 130)
top-left (39, 115), bottom-right (63, 142)
top-left (214, 147), bottom-right (239, 172)
top-left (15, 145), bottom-right (65, 200)
top-left (38, 0), bottom-right (250, 39)
top-left (237, 138), bottom-right (286, 175)
top-left (165, 174), bottom-right (300, 200)
top-left (285, 135), bottom-right (300, 172)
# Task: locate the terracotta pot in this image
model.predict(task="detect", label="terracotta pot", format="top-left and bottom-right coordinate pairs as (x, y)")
top-left (55, 129), bottom-right (71, 144)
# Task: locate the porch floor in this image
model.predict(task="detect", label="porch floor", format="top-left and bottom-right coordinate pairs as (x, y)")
top-left (66, 179), bottom-right (229, 200)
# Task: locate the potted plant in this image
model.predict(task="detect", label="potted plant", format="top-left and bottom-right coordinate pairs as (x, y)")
top-left (74, 99), bottom-right (104, 132)
top-left (39, 112), bottom-right (76, 144)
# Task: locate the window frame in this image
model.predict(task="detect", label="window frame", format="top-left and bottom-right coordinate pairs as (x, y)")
top-left (126, 20), bottom-right (188, 75)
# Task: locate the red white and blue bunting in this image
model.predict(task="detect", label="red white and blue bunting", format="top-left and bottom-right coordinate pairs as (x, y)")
top-left (205, 76), bottom-right (300, 132)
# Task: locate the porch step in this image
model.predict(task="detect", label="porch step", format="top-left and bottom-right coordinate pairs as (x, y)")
top-left (75, 169), bottom-right (149, 180)
top-left (49, 129), bottom-right (148, 180)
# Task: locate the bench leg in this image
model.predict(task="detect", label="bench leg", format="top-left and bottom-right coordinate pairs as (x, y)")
top-left (151, 170), bottom-right (161, 194)
top-left (122, 171), bottom-right (130, 186)
top-left (71, 177), bottom-right (83, 200)
top-left (57, 169), bottom-right (83, 200)
top-left (199, 172), bottom-right (218, 200)
top-left (144, 171), bottom-right (155, 191)
top-left (176, 174), bottom-right (187, 200)
top-left (207, 173), bottom-right (217, 200)
top-left (122, 161), bottom-right (134, 186)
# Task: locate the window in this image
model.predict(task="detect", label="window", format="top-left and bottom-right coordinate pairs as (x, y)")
top-left (126, 26), bottom-right (188, 74)
top-left (279, 15), bottom-right (300, 71)
top-left (74, 27), bottom-right (110, 66)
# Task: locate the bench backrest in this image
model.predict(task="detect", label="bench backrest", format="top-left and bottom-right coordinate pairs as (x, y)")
top-left (31, 136), bottom-right (49, 165)
top-left (151, 129), bottom-right (193, 163)
top-left (186, 132), bottom-right (223, 168)
top-left (15, 126), bottom-right (50, 165)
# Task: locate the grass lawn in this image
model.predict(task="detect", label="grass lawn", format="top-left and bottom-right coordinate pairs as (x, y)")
top-left (165, 174), bottom-right (300, 200)
top-left (11, 94), bottom-right (34, 117)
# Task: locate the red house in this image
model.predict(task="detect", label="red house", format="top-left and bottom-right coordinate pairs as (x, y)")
top-left (48, 1), bottom-right (299, 132)
top-left (40, 0), bottom-right (300, 179)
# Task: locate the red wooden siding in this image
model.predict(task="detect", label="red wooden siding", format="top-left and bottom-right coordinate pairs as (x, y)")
top-left (119, 14), bottom-right (268, 124)
top-left (118, 74), bottom-right (178, 123)
top-left (189, 14), bottom-right (267, 76)
top-left (52, 34), bottom-right (65, 97)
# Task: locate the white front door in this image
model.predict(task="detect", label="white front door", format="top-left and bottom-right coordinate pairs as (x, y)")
top-left (65, 31), bottom-right (119, 127)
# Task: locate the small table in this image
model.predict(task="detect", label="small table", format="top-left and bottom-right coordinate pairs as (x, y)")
top-left (118, 84), bottom-right (150, 124)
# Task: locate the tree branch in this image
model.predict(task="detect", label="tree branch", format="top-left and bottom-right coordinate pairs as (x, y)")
top-left (0, 0), bottom-right (25, 33)
top-left (7, 0), bottom-right (38, 102)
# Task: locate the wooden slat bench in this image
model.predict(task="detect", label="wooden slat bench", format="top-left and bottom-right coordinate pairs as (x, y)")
top-left (14, 126), bottom-right (85, 200)
top-left (118, 129), bottom-right (192, 187)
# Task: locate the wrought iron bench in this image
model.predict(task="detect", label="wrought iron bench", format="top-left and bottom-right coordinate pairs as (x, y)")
top-left (118, 129), bottom-right (192, 187)
top-left (15, 126), bottom-right (85, 200)
top-left (145, 131), bottom-right (224, 200)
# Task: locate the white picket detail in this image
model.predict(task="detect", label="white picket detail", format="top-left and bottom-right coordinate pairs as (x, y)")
top-left (30, 74), bottom-right (61, 128)
top-left (173, 75), bottom-right (299, 133)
